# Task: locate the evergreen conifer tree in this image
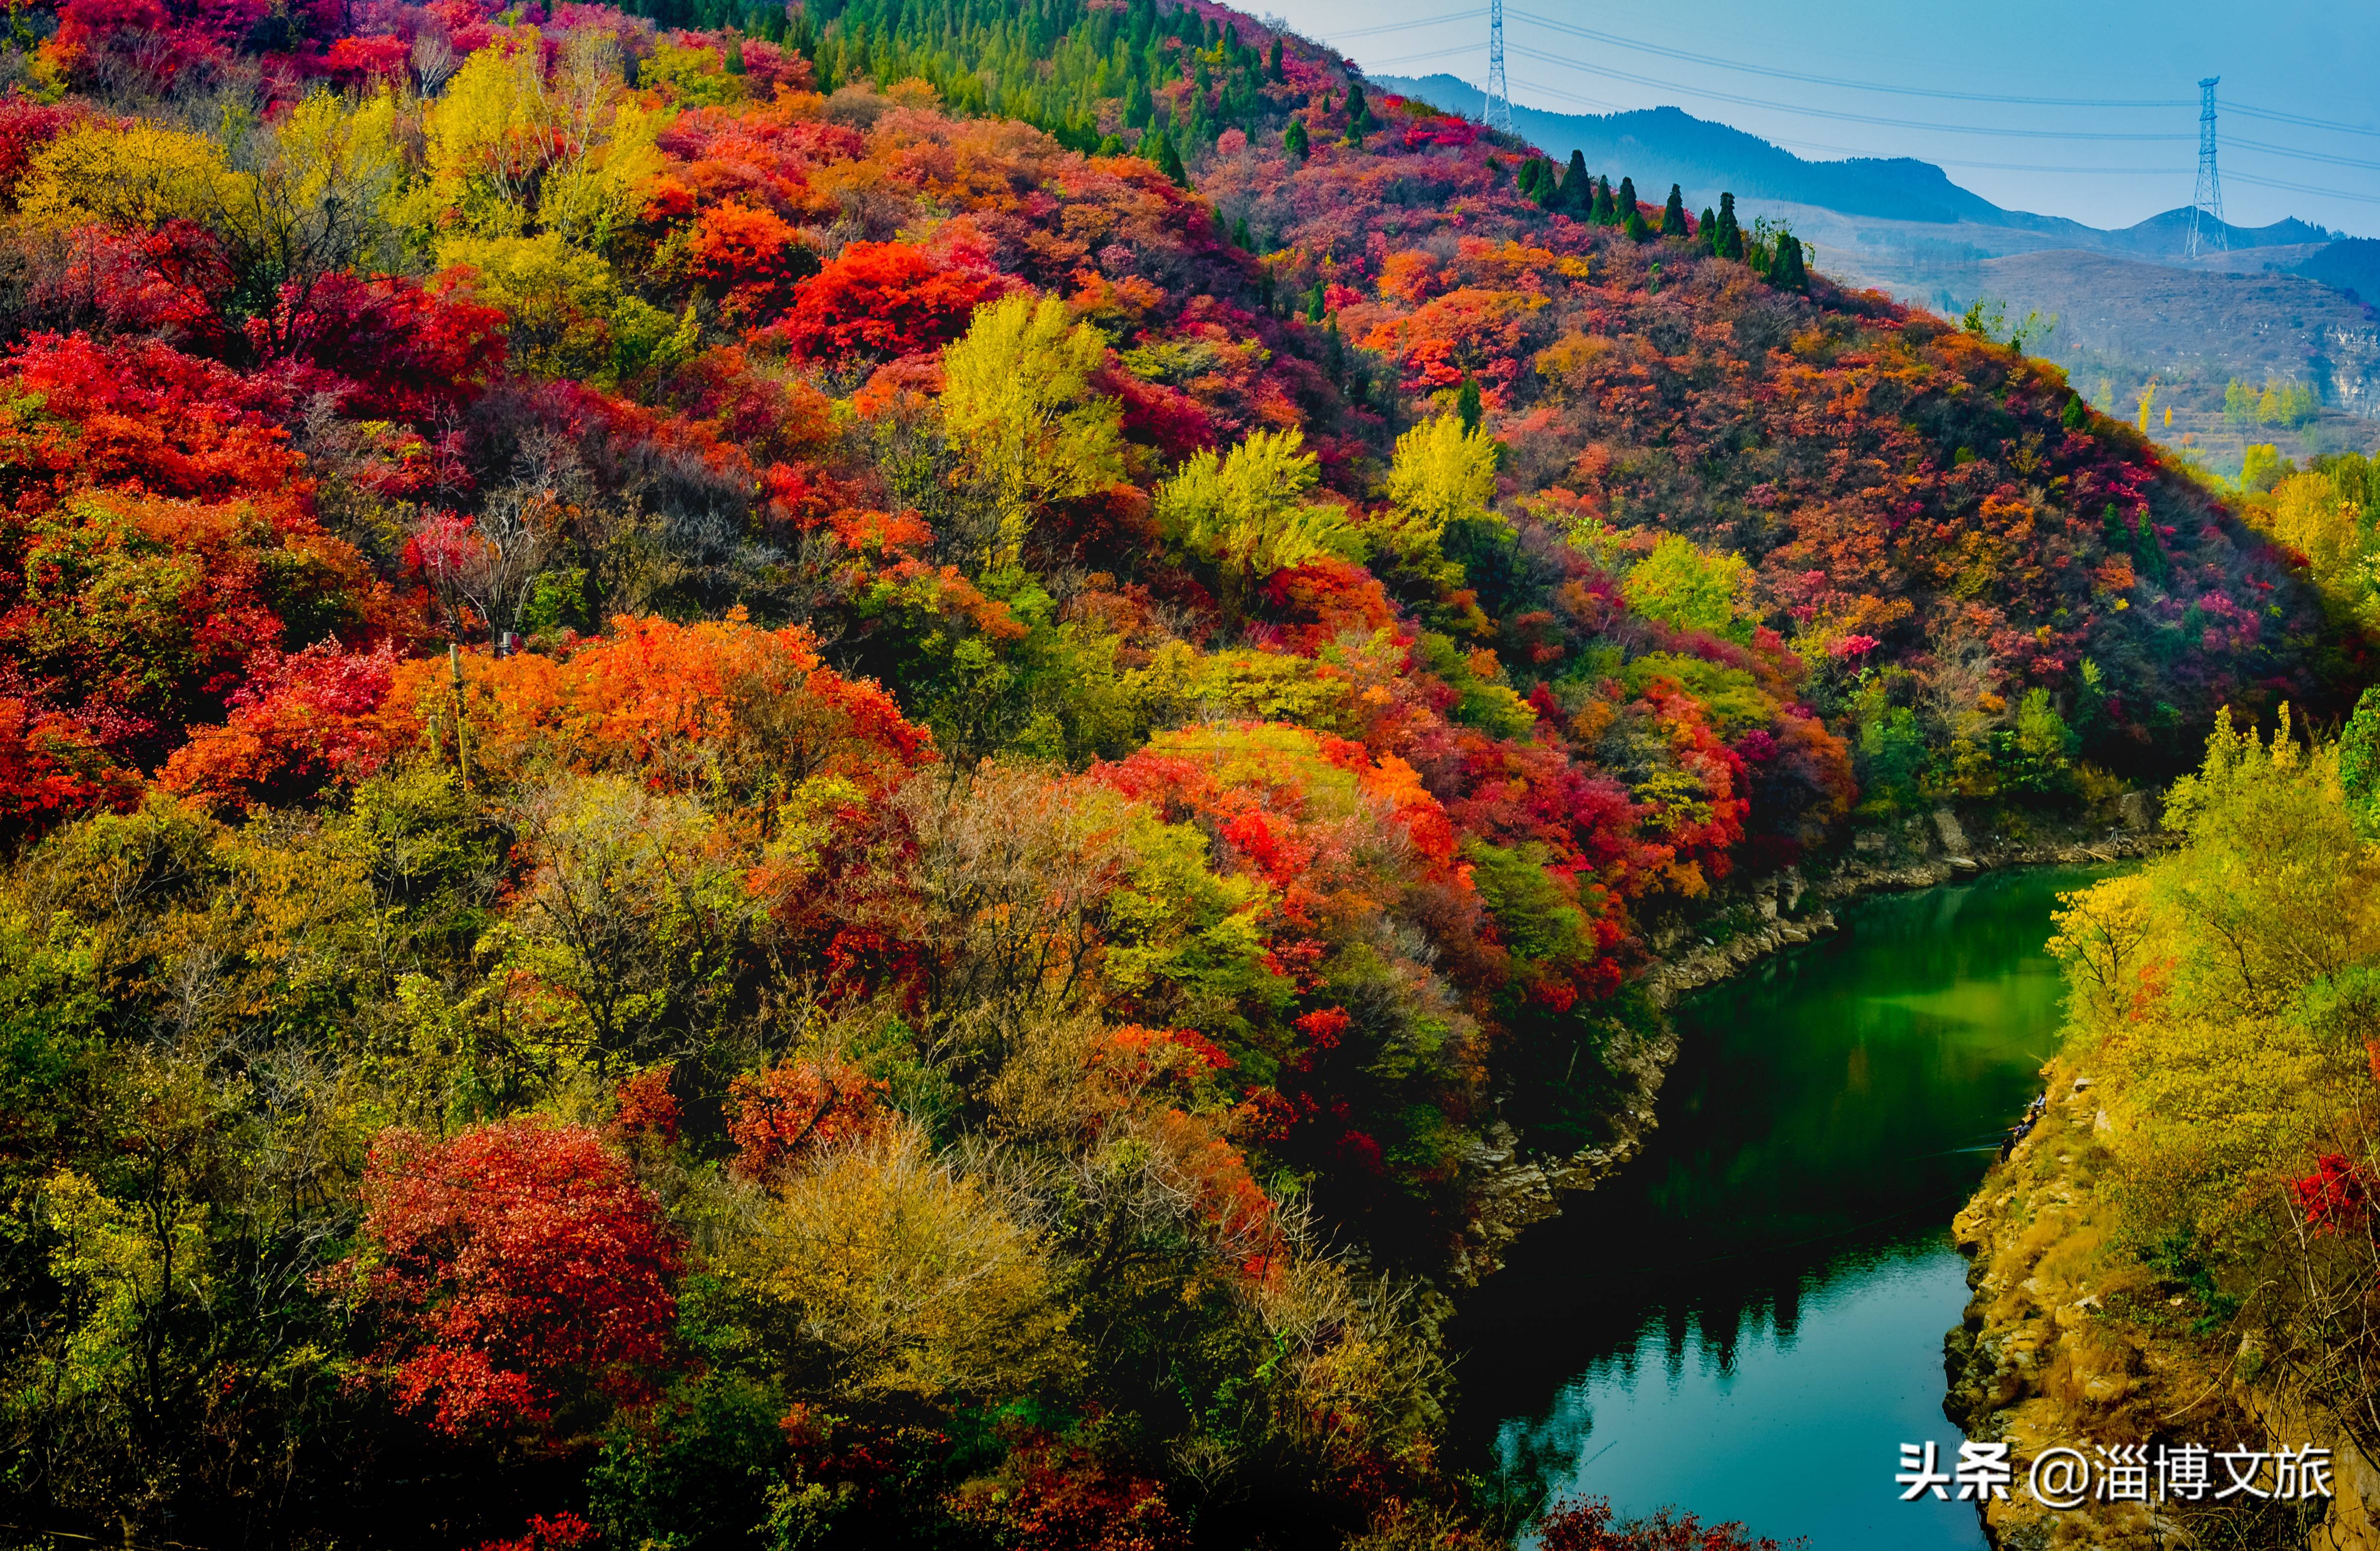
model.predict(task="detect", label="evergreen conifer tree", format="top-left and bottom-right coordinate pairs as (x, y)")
top-left (1232, 215), bottom-right (1252, 250)
top-left (1533, 158), bottom-right (1560, 209)
top-left (1306, 282), bottom-right (1326, 324)
top-left (724, 31), bottom-right (745, 73)
top-left (1593, 176), bottom-right (1615, 224)
top-left (1699, 208), bottom-right (1717, 253)
top-left (1344, 81), bottom-right (1371, 140)
top-left (1625, 207), bottom-right (1652, 242)
top-left (1283, 117), bottom-right (1308, 159)
top-left (1661, 183), bottom-right (1688, 237)
top-left (1563, 150), bottom-right (1591, 213)
top-left (1769, 232), bottom-right (1809, 290)
top-left (1616, 176), bottom-right (1638, 223)
top-left (1456, 375), bottom-right (1484, 434)
top-left (1716, 192), bottom-right (1745, 260)
top-left (1268, 37), bottom-right (1285, 80)
top-left (1145, 127), bottom-right (1188, 185)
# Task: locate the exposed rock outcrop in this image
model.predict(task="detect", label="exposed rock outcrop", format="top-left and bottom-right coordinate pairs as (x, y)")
top-left (1948, 1058), bottom-right (2380, 1549)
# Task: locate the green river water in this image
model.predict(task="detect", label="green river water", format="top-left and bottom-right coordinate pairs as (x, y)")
top-left (1454, 865), bottom-right (2113, 1549)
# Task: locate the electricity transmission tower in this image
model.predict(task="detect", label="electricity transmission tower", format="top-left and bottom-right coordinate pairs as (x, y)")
top-left (1484, 0), bottom-right (1513, 133)
top-left (2185, 76), bottom-right (2225, 257)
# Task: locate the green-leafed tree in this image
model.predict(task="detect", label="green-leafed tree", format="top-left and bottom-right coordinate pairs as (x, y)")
top-left (1661, 183), bottom-right (1688, 237)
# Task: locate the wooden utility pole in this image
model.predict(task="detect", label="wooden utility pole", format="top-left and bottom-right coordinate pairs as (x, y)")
top-left (449, 641), bottom-right (471, 789)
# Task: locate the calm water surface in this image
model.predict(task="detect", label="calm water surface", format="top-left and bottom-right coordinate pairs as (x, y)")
top-left (1455, 866), bottom-right (2113, 1549)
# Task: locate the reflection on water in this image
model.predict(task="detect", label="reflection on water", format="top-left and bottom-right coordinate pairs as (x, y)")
top-left (1455, 867), bottom-right (2112, 1550)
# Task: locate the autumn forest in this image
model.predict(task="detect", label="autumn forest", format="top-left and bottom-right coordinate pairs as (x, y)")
top-left (0, 0), bottom-right (2372, 1547)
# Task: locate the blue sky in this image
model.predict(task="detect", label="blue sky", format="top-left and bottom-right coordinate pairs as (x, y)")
top-left (1261, 0), bottom-right (2380, 237)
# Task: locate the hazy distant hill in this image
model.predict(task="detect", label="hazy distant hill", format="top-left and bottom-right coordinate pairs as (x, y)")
top-left (1373, 77), bottom-right (2046, 228)
top-left (1374, 71), bottom-right (2379, 448)
top-left (1977, 250), bottom-right (2380, 401)
top-left (1373, 74), bottom-right (2336, 258)
top-left (2299, 239), bottom-right (2380, 304)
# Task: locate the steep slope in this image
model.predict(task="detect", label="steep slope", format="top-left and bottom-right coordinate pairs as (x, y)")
top-left (1375, 73), bottom-right (2380, 446)
top-left (0, 2), bottom-right (2359, 1550)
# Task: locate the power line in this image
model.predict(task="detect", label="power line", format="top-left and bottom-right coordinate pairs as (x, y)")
top-left (1374, 19), bottom-right (2379, 215)
top-left (1505, 76), bottom-right (2380, 209)
top-left (1504, 74), bottom-right (1629, 115)
top-left (1505, 7), bottom-right (2190, 110)
top-left (1502, 43), bottom-right (2193, 140)
top-left (1507, 78), bottom-right (2147, 165)
top-left (1775, 147), bottom-right (2178, 177)
top-left (2229, 103), bottom-right (2380, 140)
top-left (2225, 170), bottom-right (2380, 207)
top-left (1361, 43), bottom-right (1481, 71)
top-left (1324, 10), bottom-right (1487, 41)
top-left (2231, 136), bottom-right (2380, 174)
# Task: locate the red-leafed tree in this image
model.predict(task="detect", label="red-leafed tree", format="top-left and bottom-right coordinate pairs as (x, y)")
top-left (246, 270), bottom-right (509, 424)
top-left (352, 1119), bottom-right (682, 1440)
top-left (156, 639), bottom-right (400, 813)
top-left (0, 695), bottom-right (138, 843)
top-left (773, 241), bottom-right (1008, 362)
top-left (1538, 1497), bottom-right (1793, 1551)
top-left (0, 97), bottom-right (86, 200)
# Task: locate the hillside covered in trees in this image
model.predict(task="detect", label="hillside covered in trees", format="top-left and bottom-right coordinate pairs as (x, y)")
top-left (0, 0), bottom-right (2356, 1547)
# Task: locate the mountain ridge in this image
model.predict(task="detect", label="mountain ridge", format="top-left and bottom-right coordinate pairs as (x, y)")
top-left (1372, 72), bottom-right (2338, 255)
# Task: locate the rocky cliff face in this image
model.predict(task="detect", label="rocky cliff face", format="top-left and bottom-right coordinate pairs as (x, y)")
top-left (1948, 1057), bottom-right (2380, 1549)
top-left (2322, 324), bottom-right (2380, 420)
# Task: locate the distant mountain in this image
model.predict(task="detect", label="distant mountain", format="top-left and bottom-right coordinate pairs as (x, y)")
top-left (1372, 74), bottom-right (2338, 257)
top-left (2298, 238), bottom-right (2380, 304)
top-left (1373, 77), bottom-right (2056, 229)
top-left (2091, 207), bottom-right (2334, 257)
top-left (1974, 249), bottom-right (2380, 416)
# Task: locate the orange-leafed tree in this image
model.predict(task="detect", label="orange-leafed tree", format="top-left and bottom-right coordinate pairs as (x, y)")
top-left (380, 612), bottom-right (934, 806)
top-left (682, 201), bottom-right (816, 324)
top-left (725, 1057), bottom-right (890, 1181)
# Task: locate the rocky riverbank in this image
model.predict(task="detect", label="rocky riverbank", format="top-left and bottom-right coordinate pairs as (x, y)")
top-left (1454, 802), bottom-right (2164, 1286)
top-left (1947, 1056), bottom-right (2380, 1550)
